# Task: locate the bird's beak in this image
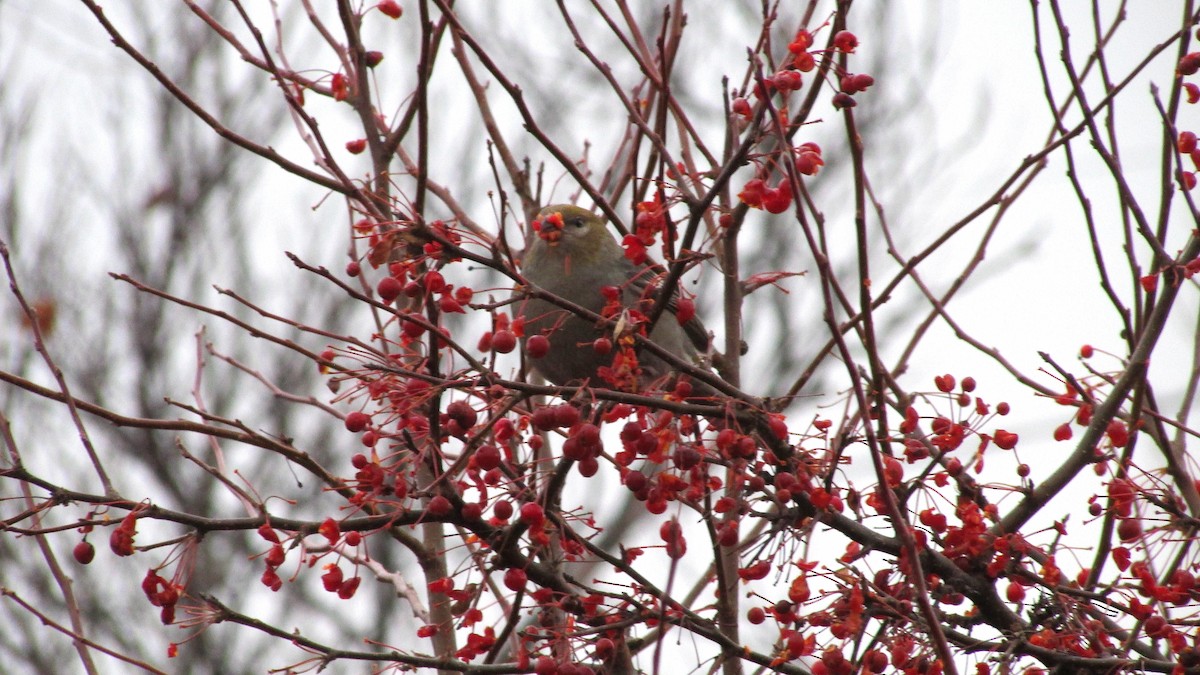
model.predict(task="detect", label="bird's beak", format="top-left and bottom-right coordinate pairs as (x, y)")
top-left (536, 212), bottom-right (565, 246)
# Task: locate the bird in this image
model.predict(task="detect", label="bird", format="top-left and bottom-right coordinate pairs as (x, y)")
top-left (515, 204), bottom-right (710, 393)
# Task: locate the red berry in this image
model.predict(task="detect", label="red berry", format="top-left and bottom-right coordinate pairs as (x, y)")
top-left (461, 502), bottom-right (483, 520)
top-left (1053, 423), bottom-right (1073, 442)
top-left (377, 0), bottom-right (403, 19)
top-left (762, 182), bottom-right (793, 214)
top-left (322, 566), bottom-right (344, 592)
top-left (338, 576), bottom-right (361, 599)
top-left (423, 270), bottom-right (446, 294)
top-left (993, 429), bottom-right (1019, 450)
top-left (1180, 52), bottom-right (1200, 76)
top-left (532, 406), bottom-right (559, 431)
top-left (945, 458), bottom-right (963, 476)
top-left (773, 69), bottom-right (803, 92)
top-left (659, 519), bottom-right (686, 559)
top-left (577, 456), bottom-right (599, 477)
top-left (526, 334), bottom-right (550, 358)
top-left (265, 545), bottom-right (286, 567)
top-left (364, 51), bottom-right (384, 68)
top-left (346, 261), bottom-right (361, 277)
top-left (491, 329), bottom-right (516, 353)
top-left (675, 297), bottom-right (696, 325)
top-left (831, 92), bottom-right (856, 109)
top-left (1180, 131), bottom-right (1198, 154)
top-left (1182, 171), bottom-right (1197, 191)
top-left (438, 294), bottom-right (464, 314)
top-left (788, 29), bottom-right (813, 53)
top-left (401, 313), bottom-right (425, 338)
top-left (592, 337), bottom-right (612, 355)
top-left (934, 374), bottom-right (955, 392)
top-left (1107, 420), bottom-right (1129, 447)
top-left (492, 500), bottom-right (513, 521)
top-left (427, 495), bottom-right (453, 517)
top-left (795, 151), bottom-right (824, 175)
top-left (503, 567), bottom-right (527, 591)
top-left (73, 541), bottom-right (95, 565)
top-left (446, 400), bottom-right (477, 431)
top-left (624, 471), bottom-right (647, 493)
top-left (520, 502), bottom-right (545, 525)
top-left (345, 139), bottom-right (366, 154)
top-left (1117, 518), bottom-right (1142, 542)
top-left (344, 411), bottom-right (370, 432)
top-left (594, 637), bottom-right (615, 661)
top-left (833, 30), bottom-right (858, 53)
top-left (553, 405), bottom-right (581, 429)
top-left (738, 178), bottom-right (767, 208)
top-left (330, 73), bottom-right (349, 101)
top-left (261, 567), bottom-right (283, 592)
top-left (377, 276), bottom-right (402, 302)
top-left (534, 655), bottom-right (556, 675)
top-left (573, 423), bottom-right (601, 448)
top-left (475, 445), bottom-right (501, 471)
top-left (258, 524), bottom-right (282, 543)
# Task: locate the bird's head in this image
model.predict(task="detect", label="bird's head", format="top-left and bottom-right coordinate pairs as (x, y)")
top-left (529, 204), bottom-right (619, 266)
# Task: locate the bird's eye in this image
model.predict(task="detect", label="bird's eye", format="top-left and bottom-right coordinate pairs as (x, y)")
top-left (567, 217), bottom-right (586, 229)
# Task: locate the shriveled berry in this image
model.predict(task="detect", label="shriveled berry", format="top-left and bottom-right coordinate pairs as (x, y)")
top-left (833, 30), bottom-right (858, 53)
top-left (446, 400), bottom-right (477, 430)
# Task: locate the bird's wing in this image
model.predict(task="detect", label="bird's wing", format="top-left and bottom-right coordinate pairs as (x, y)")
top-left (620, 258), bottom-right (711, 354)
